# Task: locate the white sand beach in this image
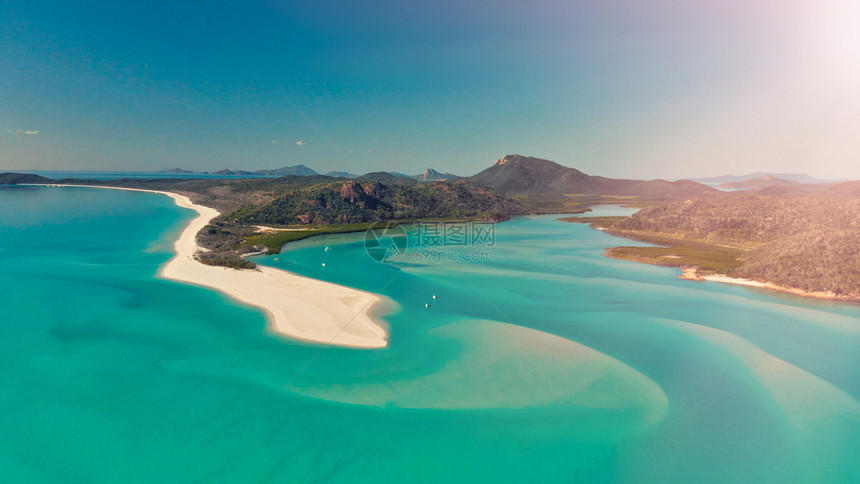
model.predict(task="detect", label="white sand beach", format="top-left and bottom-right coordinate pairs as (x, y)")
top-left (44, 185), bottom-right (389, 348)
top-left (679, 267), bottom-right (765, 287)
top-left (702, 274), bottom-right (767, 288)
top-left (677, 267), bottom-right (860, 302)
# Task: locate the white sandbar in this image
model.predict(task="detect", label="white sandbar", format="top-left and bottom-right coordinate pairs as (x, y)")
top-left (44, 185), bottom-right (389, 348)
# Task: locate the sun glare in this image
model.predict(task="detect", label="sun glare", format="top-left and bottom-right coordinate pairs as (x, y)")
top-left (812, 0), bottom-right (860, 73)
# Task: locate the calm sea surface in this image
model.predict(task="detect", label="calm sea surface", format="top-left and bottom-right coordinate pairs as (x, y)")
top-left (1, 186), bottom-right (858, 483)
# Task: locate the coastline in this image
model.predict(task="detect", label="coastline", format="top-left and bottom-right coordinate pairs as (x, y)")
top-left (679, 267), bottom-right (860, 303)
top-left (567, 216), bottom-right (860, 304)
top-left (678, 268), bottom-right (765, 287)
top-left (36, 184), bottom-right (390, 348)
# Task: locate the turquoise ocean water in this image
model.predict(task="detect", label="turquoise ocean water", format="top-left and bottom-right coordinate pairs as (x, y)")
top-left (1, 186), bottom-right (859, 483)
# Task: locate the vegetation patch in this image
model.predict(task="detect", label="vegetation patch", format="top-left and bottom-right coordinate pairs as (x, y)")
top-left (240, 222), bottom-right (400, 254)
top-left (604, 240), bottom-right (743, 274)
top-left (197, 253), bottom-right (257, 270)
top-left (234, 180), bottom-right (521, 226)
top-left (561, 210), bottom-right (744, 274)
top-left (557, 216), bottom-right (629, 227)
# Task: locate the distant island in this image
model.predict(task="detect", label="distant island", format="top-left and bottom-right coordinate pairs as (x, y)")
top-left (0, 173), bottom-right (55, 185)
top-left (158, 168), bottom-right (194, 174)
top-left (688, 172), bottom-right (841, 185)
top-left (718, 174), bottom-right (801, 190)
top-left (154, 165), bottom-right (460, 181)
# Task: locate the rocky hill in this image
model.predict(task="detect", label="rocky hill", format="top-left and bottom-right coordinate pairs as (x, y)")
top-left (232, 179), bottom-right (519, 225)
top-left (414, 168), bottom-right (459, 181)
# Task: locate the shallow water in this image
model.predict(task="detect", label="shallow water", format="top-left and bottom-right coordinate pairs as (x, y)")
top-left (1, 188), bottom-right (859, 483)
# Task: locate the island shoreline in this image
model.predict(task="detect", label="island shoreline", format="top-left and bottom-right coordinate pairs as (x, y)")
top-left (559, 211), bottom-right (860, 304)
top-left (678, 267), bottom-right (860, 303)
top-left (30, 184), bottom-right (390, 348)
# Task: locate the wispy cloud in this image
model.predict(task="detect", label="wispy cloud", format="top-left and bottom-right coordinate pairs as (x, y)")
top-left (25, 130), bottom-right (40, 135)
top-left (272, 140), bottom-right (278, 144)
top-left (296, 141), bottom-right (304, 146)
top-left (9, 129), bottom-right (40, 135)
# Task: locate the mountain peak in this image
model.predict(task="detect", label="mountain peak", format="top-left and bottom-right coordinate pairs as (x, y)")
top-left (496, 154), bottom-right (530, 165)
top-left (494, 154), bottom-right (565, 169)
top-left (415, 168), bottom-right (459, 181)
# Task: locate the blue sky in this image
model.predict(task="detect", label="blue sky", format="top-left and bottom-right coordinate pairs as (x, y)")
top-left (3, 0), bottom-right (859, 178)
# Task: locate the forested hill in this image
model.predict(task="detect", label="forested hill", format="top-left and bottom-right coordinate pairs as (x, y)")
top-left (470, 154), bottom-right (716, 198)
top-left (232, 179), bottom-right (520, 225)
